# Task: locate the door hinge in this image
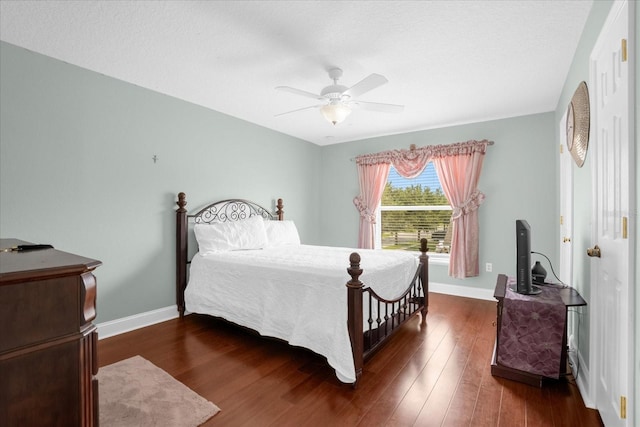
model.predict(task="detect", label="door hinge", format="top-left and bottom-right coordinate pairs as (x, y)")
top-left (560, 215), bottom-right (564, 226)
top-left (622, 216), bottom-right (628, 239)
top-left (622, 39), bottom-right (627, 62)
top-left (621, 395), bottom-right (627, 419)
top-left (560, 144), bottom-right (564, 154)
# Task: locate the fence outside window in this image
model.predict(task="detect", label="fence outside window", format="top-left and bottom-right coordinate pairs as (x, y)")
top-left (379, 206), bottom-right (452, 252)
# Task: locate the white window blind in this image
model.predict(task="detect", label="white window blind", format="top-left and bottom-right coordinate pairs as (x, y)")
top-left (378, 163), bottom-right (452, 253)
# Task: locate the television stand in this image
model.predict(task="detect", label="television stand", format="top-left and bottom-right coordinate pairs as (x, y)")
top-left (491, 274), bottom-right (586, 387)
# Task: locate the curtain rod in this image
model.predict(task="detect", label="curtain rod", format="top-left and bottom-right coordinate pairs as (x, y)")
top-left (349, 139), bottom-right (495, 162)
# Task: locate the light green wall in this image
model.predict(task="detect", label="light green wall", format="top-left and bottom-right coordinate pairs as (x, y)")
top-left (0, 41), bottom-right (321, 323)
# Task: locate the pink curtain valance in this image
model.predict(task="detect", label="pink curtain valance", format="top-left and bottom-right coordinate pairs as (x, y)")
top-left (355, 139), bottom-right (492, 167)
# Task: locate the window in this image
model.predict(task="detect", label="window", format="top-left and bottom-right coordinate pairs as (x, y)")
top-left (376, 163), bottom-right (452, 256)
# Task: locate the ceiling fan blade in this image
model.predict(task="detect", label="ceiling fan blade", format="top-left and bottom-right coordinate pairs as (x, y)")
top-left (343, 73), bottom-right (388, 98)
top-left (275, 86), bottom-right (324, 100)
top-left (274, 105), bottom-right (322, 117)
top-left (350, 100), bottom-right (404, 113)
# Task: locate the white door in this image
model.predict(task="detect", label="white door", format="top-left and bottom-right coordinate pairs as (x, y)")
top-left (559, 111), bottom-right (573, 287)
top-left (559, 111), bottom-right (575, 356)
top-left (589, 1), bottom-right (634, 426)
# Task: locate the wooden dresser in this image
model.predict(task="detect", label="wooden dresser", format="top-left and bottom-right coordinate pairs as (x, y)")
top-left (0, 239), bottom-right (102, 426)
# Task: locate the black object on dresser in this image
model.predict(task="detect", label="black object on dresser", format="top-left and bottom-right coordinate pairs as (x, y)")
top-left (0, 238), bottom-right (102, 426)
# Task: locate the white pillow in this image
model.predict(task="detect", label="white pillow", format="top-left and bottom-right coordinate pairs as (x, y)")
top-left (194, 215), bottom-right (268, 254)
top-left (264, 220), bottom-right (301, 247)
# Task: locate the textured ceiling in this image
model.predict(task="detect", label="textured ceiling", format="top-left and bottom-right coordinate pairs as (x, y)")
top-left (0, 0), bottom-right (593, 145)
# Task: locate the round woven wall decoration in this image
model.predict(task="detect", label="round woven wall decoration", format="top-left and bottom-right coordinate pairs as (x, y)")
top-left (565, 81), bottom-right (590, 167)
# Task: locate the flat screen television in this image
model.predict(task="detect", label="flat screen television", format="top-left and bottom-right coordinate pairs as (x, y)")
top-left (515, 220), bottom-right (541, 295)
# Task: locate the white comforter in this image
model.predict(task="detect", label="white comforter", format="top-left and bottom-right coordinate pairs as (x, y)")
top-left (185, 244), bottom-right (420, 383)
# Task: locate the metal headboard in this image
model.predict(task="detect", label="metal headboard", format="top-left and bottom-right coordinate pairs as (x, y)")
top-left (175, 192), bottom-right (283, 316)
top-left (191, 199), bottom-right (277, 224)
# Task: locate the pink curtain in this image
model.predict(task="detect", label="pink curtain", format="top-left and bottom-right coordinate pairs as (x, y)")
top-left (353, 162), bottom-right (391, 249)
top-left (432, 147), bottom-right (487, 278)
top-left (354, 140), bottom-right (490, 259)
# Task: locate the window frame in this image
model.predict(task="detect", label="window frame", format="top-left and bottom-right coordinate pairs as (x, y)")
top-left (375, 167), bottom-right (451, 265)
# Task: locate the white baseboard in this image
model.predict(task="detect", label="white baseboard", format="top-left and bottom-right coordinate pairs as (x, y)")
top-left (429, 282), bottom-right (495, 301)
top-left (96, 305), bottom-right (179, 340)
top-left (569, 346), bottom-right (594, 408)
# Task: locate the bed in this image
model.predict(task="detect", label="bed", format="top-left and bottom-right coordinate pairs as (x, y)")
top-left (175, 192), bottom-right (429, 385)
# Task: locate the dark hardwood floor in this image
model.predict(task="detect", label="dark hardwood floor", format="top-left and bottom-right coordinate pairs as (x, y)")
top-left (98, 292), bottom-right (603, 426)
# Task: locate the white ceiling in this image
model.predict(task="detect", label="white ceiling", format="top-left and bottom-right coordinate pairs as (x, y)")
top-left (0, 0), bottom-right (593, 146)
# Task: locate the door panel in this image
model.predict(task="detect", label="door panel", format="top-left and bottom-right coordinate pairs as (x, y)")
top-left (590, 1), bottom-right (633, 426)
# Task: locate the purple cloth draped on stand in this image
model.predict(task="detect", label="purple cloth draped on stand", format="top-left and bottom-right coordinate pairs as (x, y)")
top-left (497, 277), bottom-right (566, 378)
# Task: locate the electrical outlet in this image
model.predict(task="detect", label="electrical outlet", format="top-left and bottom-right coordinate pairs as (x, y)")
top-left (486, 263), bottom-right (492, 272)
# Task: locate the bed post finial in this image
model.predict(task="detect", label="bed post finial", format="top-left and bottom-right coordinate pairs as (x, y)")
top-left (347, 252), bottom-right (363, 387)
top-left (276, 198), bottom-right (284, 220)
top-left (347, 253), bottom-right (363, 284)
top-left (177, 192), bottom-right (187, 212)
top-left (176, 192), bottom-right (188, 317)
top-left (419, 238), bottom-right (429, 323)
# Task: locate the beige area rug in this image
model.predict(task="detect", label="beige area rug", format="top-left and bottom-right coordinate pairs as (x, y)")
top-left (98, 355), bottom-right (220, 426)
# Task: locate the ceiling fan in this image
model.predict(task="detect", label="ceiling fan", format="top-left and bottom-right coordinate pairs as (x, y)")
top-left (275, 68), bottom-right (404, 125)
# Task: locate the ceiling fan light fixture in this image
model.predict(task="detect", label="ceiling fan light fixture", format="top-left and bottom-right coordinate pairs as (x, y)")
top-left (320, 103), bottom-right (351, 125)
top-left (276, 68), bottom-right (401, 125)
